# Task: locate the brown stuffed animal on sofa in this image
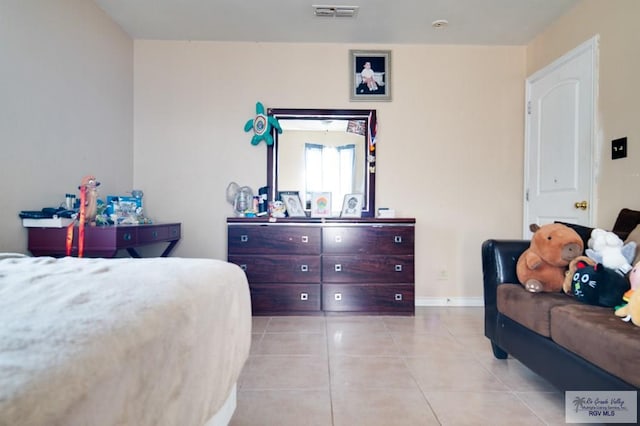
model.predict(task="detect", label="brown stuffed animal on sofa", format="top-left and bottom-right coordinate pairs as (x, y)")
top-left (516, 223), bottom-right (584, 293)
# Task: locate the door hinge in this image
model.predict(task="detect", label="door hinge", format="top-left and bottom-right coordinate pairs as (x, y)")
top-left (525, 189), bottom-right (529, 202)
top-left (527, 101), bottom-right (532, 115)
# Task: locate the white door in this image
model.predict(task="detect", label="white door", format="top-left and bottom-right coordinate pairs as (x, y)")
top-left (523, 36), bottom-right (598, 238)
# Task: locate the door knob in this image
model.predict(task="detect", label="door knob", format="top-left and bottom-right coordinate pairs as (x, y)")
top-left (574, 201), bottom-right (588, 210)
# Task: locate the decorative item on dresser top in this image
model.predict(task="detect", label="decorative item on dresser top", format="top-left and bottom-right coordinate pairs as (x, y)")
top-left (227, 217), bottom-right (415, 315)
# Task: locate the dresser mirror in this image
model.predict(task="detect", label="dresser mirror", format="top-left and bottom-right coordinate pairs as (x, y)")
top-left (267, 108), bottom-right (376, 217)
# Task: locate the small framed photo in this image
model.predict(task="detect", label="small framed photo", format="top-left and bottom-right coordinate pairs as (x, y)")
top-left (340, 193), bottom-right (364, 218)
top-left (350, 50), bottom-right (391, 102)
top-left (310, 192), bottom-right (332, 218)
top-left (280, 191), bottom-right (306, 217)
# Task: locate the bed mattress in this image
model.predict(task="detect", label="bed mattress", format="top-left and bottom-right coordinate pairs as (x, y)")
top-left (0, 254), bottom-right (251, 426)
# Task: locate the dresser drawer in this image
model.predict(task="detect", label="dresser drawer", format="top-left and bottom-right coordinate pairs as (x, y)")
top-left (250, 283), bottom-right (321, 314)
top-left (322, 284), bottom-right (414, 313)
top-left (229, 255), bottom-right (321, 283)
top-left (229, 226), bottom-right (321, 255)
top-left (322, 255), bottom-right (414, 283)
top-left (323, 226), bottom-right (414, 254)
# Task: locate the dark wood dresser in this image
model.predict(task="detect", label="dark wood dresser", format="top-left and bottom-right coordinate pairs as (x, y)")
top-left (227, 218), bottom-right (415, 315)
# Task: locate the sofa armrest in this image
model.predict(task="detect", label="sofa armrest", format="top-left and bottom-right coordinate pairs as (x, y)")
top-left (482, 239), bottom-right (529, 343)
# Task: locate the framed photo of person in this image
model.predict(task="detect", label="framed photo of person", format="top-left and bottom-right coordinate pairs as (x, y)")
top-left (280, 191), bottom-right (306, 217)
top-left (350, 50), bottom-right (391, 102)
top-left (340, 193), bottom-right (364, 218)
top-left (310, 192), bottom-right (332, 218)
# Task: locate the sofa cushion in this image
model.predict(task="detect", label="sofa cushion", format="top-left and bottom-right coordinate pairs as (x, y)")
top-left (551, 303), bottom-right (640, 387)
top-left (497, 284), bottom-right (582, 337)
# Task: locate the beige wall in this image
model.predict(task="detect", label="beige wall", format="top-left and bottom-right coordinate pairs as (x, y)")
top-left (134, 41), bottom-right (526, 303)
top-left (527, 0), bottom-right (640, 228)
top-left (19, 1), bottom-right (636, 302)
top-left (0, 0), bottom-right (134, 253)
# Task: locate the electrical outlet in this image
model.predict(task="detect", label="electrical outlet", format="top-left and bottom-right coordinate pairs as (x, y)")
top-left (612, 137), bottom-right (627, 159)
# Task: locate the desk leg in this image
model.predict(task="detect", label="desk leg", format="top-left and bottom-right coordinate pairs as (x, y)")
top-left (126, 248), bottom-right (142, 258)
top-left (161, 240), bottom-right (179, 257)
top-left (125, 240), bottom-right (179, 258)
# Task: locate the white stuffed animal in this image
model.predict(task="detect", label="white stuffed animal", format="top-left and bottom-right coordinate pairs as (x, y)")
top-left (586, 228), bottom-right (636, 275)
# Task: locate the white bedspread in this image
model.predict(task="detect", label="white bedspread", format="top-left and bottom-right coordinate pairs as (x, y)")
top-left (0, 255), bottom-right (251, 426)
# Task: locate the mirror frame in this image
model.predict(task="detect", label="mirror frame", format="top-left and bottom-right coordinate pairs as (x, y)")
top-left (267, 108), bottom-right (376, 218)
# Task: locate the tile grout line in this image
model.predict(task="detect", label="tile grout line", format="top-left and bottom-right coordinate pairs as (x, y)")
top-left (385, 317), bottom-right (444, 425)
top-left (324, 315), bottom-right (336, 426)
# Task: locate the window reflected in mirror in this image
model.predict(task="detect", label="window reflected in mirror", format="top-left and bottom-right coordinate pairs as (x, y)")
top-left (304, 143), bottom-right (356, 211)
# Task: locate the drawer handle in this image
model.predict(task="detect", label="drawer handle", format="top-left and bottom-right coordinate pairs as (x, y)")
top-left (152, 231), bottom-right (158, 239)
top-left (335, 235), bottom-right (342, 243)
top-left (301, 235), bottom-right (309, 243)
top-left (395, 264), bottom-right (403, 272)
top-left (334, 293), bottom-right (342, 301)
top-left (171, 228), bottom-right (179, 236)
top-left (240, 235), bottom-right (249, 243)
top-left (334, 264), bottom-right (342, 272)
top-left (395, 293), bottom-right (403, 301)
top-left (123, 232), bottom-right (132, 241)
top-left (240, 264), bottom-right (247, 271)
top-left (300, 264), bottom-right (309, 272)
top-left (300, 292), bottom-right (309, 301)
top-left (394, 235), bottom-right (403, 243)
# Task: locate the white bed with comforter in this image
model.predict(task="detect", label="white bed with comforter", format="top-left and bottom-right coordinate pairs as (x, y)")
top-left (0, 254), bottom-right (251, 426)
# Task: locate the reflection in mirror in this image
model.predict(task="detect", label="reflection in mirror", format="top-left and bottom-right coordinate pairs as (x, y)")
top-left (267, 109), bottom-right (376, 217)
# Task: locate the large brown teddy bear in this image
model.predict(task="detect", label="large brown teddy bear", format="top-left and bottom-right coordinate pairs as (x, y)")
top-left (517, 223), bottom-right (584, 293)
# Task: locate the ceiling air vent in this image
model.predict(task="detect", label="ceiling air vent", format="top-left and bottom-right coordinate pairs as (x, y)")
top-left (313, 5), bottom-right (359, 18)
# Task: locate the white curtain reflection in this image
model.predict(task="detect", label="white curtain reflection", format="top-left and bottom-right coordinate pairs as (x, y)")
top-left (305, 143), bottom-right (355, 208)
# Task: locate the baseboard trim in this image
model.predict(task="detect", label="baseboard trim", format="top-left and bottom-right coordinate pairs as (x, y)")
top-left (415, 297), bottom-right (484, 307)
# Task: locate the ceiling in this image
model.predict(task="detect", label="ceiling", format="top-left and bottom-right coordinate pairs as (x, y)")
top-left (94, 0), bottom-right (580, 45)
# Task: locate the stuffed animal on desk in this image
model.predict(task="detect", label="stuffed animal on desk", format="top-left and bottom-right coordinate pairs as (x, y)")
top-left (80, 175), bottom-right (100, 224)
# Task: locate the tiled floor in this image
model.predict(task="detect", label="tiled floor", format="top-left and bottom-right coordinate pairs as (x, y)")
top-left (229, 307), bottom-right (572, 426)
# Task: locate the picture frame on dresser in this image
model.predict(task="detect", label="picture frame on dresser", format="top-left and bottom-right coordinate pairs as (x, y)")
top-left (280, 191), bottom-right (306, 217)
top-left (340, 193), bottom-right (363, 218)
top-left (310, 192), bottom-right (332, 218)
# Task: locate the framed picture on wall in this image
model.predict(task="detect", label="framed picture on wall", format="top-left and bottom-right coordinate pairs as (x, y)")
top-left (350, 50), bottom-right (391, 102)
top-left (340, 193), bottom-right (364, 218)
top-left (310, 192), bottom-right (332, 218)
